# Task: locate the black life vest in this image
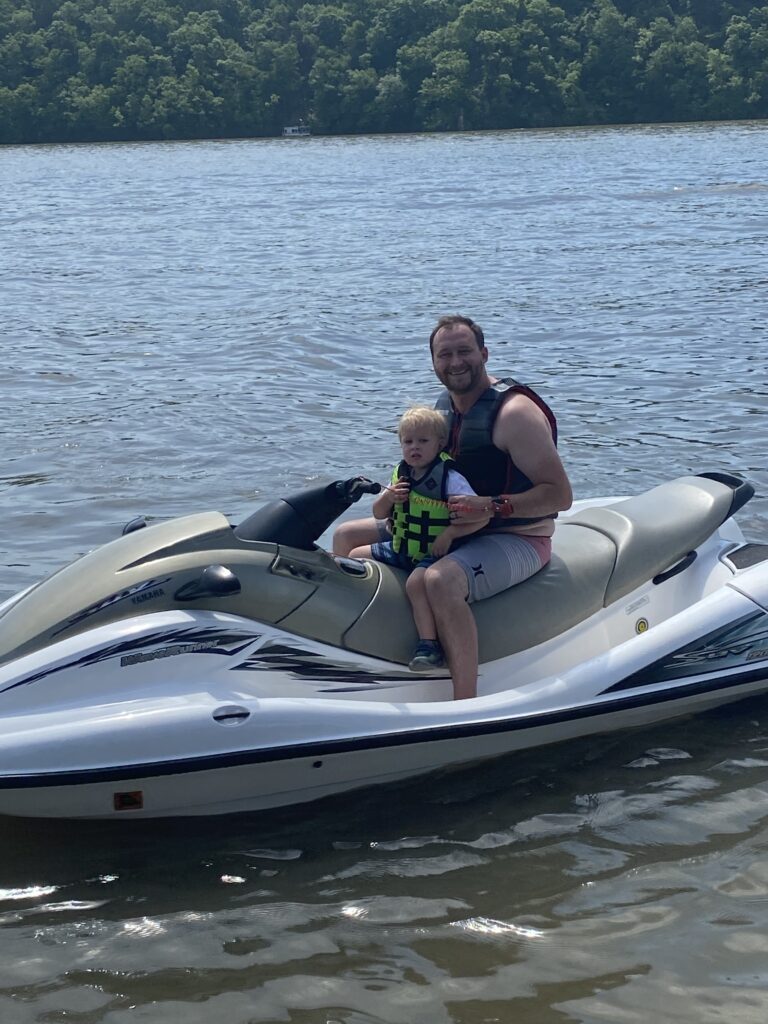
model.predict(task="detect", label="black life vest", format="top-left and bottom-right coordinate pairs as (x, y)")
top-left (435, 377), bottom-right (558, 527)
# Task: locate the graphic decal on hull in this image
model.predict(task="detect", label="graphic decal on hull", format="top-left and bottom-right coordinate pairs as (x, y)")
top-left (603, 610), bottom-right (768, 693)
top-left (53, 577), bottom-right (174, 635)
top-left (0, 627), bottom-right (262, 693)
top-left (230, 640), bottom-right (440, 690)
top-left (119, 634), bottom-right (254, 666)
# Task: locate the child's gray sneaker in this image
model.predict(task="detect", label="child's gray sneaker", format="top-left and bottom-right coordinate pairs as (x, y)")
top-left (408, 640), bottom-right (446, 672)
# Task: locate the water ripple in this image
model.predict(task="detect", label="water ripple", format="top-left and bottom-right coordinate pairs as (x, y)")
top-left (1, 122), bottom-right (768, 1021)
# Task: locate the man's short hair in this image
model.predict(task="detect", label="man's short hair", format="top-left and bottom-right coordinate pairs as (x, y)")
top-left (429, 315), bottom-right (485, 354)
top-left (398, 405), bottom-right (449, 445)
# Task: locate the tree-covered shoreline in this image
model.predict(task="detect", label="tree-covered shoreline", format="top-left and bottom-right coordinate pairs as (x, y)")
top-left (1, 0), bottom-right (766, 145)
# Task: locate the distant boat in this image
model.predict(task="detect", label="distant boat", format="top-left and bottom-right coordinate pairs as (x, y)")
top-left (282, 124), bottom-right (311, 138)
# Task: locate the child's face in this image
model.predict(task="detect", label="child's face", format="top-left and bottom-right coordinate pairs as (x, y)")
top-left (399, 428), bottom-right (443, 471)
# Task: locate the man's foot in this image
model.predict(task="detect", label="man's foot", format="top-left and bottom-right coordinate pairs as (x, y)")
top-left (408, 640), bottom-right (446, 672)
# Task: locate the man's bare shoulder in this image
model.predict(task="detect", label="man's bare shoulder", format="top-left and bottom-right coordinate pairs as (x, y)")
top-left (496, 390), bottom-right (551, 428)
top-left (491, 390), bottom-right (554, 453)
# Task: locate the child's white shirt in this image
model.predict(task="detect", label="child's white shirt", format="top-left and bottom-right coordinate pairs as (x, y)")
top-left (444, 469), bottom-right (476, 497)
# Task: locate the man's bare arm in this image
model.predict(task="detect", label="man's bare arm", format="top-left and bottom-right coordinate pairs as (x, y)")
top-left (491, 394), bottom-right (572, 515)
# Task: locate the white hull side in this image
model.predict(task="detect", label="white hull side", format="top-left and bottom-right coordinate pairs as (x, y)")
top-left (1, 541), bottom-right (766, 820)
top-left (1, 672), bottom-right (767, 819)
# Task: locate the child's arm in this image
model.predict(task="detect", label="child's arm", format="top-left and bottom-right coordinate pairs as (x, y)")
top-left (431, 471), bottom-right (489, 557)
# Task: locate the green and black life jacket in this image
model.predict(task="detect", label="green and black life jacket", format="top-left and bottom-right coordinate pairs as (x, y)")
top-left (390, 452), bottom-right (455, 563)
top-left (435, 377), bottom-right (558, 528)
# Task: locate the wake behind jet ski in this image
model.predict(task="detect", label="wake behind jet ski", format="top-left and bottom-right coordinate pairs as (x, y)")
top-left (0, 470), bottom-right (766, 820)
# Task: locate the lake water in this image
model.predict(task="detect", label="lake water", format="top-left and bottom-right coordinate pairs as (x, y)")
top-left (1, 121), bottom-right (768, 1022)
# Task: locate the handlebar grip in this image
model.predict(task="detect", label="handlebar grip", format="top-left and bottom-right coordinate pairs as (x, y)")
top-left (337, 477), bottom-right (382, 502)
top-left (351, 479), bottom-right (381, 497)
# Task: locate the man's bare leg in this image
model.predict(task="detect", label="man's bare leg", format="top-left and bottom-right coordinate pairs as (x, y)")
top-left (333, 518), bottom-right (381, 556)
top-left (423, 560), bottom-right (477, 700)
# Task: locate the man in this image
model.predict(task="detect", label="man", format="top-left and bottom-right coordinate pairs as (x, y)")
top-left (334, 314), bottom-right (572, 699)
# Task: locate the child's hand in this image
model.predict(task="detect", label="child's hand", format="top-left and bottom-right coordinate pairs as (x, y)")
top-left (388, 480), bottom-right (411, 504)
top-left (430, 530), bottom-right (454, 557)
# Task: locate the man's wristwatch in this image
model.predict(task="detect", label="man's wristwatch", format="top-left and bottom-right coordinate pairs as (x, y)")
top-left (491, 496), bottom-right (515, 518)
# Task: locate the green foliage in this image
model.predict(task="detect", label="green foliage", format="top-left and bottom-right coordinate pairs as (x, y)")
top-left (0, 0), bottom-right (765, 143)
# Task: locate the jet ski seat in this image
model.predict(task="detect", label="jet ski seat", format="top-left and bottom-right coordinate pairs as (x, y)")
top-left (565, 473), bottom-right (745, 604)
top-left (344, 473), bottom-right (750, 666)
top-left (474, 473), bottom-right (749, 662)
top-left (475, 473), bottom-right (748, 661)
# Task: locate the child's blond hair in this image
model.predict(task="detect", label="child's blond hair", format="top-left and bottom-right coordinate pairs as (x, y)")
top-left (397, 405), bottom-right (449, 446)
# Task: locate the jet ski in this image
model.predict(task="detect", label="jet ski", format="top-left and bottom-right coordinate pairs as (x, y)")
top-left (0, 470), bottom-right (766, 820)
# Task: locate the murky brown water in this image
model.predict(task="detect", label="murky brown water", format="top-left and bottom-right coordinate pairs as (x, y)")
top-left (1, 122), bottom-right (767, 1022)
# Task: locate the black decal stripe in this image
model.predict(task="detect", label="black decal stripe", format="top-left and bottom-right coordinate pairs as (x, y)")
top-left (317, 681), bottom-right (450, 692)
top-left (54, 577), bottom-right (174, 635)
top-left (1, 662), bottom-right (767, 790)
top-left (0, 629), bottom-right (262, 693)
top-left (232, 644), bottom-right (417, 684)
top-left (602, 610), bottom-right (768, 694)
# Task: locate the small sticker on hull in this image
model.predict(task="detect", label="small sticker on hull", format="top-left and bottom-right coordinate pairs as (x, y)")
top-left (114, 790), bottom-right (144, 811)
top-left (636, 618), bottom-right (650, 634)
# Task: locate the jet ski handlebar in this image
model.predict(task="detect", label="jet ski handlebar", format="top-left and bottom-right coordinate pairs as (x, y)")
top-left (234, 476), bottom-right (382, 549)
top-left (336, 476), bottom-right (382, 502)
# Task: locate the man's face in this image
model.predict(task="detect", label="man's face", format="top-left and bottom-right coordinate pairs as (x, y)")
top-left (431, 325), bottom-right (488, 395)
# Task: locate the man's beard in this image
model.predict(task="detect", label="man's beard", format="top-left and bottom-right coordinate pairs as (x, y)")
top-left (436, 363), bottom-right (483, 395)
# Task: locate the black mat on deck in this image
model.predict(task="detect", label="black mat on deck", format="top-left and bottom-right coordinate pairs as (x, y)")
top-left (728, 544), bottom-right (768, 569)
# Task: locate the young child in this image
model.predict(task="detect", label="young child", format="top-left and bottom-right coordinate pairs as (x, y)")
top-left (349, 405), bottom-right (488, 672)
